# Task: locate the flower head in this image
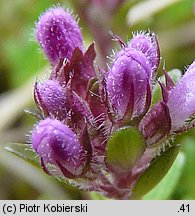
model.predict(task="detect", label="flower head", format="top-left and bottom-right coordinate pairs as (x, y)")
top-left (36, 7), bottom-right (84, 65)
top-left (27, 6), bottom-right (195, 199)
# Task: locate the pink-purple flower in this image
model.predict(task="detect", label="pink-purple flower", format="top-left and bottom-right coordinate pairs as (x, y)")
top-left (29, 6), bottom-right (195, 199)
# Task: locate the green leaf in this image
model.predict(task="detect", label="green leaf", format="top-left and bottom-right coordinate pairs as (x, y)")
top-left (144, 152), bottom-right (185, 200)
top-left (4, 143), bottom-right (40, 168)
top-left (131, 144), bottom-right (181, 199)
top-left (3, 143), bottom-right (80, 193)
top-left (176, 137), bottom-right (195, 199)
top-left (0, 147), bottom-right (68, 199)
top-left (89, 192), bottom-right (107, 200)
top-left (152, 69), bottom-right (182, 105)
top-left (106, 127), bottom-right (146, 172)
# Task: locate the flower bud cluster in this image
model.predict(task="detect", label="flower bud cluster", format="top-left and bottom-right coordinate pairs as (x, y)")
top-left (30, 6), bottom-right (195, 199)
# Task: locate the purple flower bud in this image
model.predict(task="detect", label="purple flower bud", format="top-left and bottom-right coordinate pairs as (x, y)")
top-left (167, 61), bottom-right (195, 131)
top-left (128, 32), bottom-right (160, 72)
top-left (34, 80), bottom-right (66, 120)
top-left (107, 48), bottom-right (152, 121)
top-left (36, 7), bottom-right (84, 65)
top-left (31, 118), bottom-right (87, 178)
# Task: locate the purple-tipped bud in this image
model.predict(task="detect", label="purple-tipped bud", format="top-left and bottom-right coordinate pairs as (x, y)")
top-left (167, 61), bottom-right (195, 131)
top-left (107, 48), bottom-right (152, 121)
top-left (128, 32), bottom-right (160, 72)
top-left (32, 118), bottom-right (87, 178)
top-left (34, 80), bottom-right (66, 120)
top-left (36, 7), bottom-right (83, 65)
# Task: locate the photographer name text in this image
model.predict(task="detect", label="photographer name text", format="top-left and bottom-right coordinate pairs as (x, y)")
top-left (2, 203), bottom-right (88, 214)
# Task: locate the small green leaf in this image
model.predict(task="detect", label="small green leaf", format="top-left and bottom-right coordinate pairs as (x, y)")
top-left (4, 143), bottom-right (79, 190)
top-left (144, 152), bottom-right (185, 200)
top-left (106, 127), bottom-right (146, 172)
top-left (0, 147), bottom-right (68, 199)
top-left (152, 69), bottom-right (182, 105)
top-left (131, 145), bottom-right (181, 199)
top-left (4, 143), bottom-right (40, 168)
top-left (89, 192), bottom-right (107, 200)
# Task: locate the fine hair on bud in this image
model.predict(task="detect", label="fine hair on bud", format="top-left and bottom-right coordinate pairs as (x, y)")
top-left (36, 7), bottom-right (84, 65)
top-left (31, 118), bottom-right (87, 178)
top-left (106, 47), bottom-right (152, 121)
top-left (167, 61), bottom-right (195, 131)
top-left (128, 31), bottom-right (160, 72)
top-left (34, 79), bottom-right (67, 120)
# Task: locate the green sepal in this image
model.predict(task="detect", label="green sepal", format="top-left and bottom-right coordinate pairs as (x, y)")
top-left (89, 192), bottom-right (107, 200)
top-left (131, 144), bottom-right (181, 199)
top-left (106, 127), bottom-right (146, 173)
top-left (144, 152), bottom-right (185, 200)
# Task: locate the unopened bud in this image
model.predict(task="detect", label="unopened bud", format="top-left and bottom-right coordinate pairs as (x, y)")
top-left (36, 7), bottom-right (83, 65)
top-left (107, 48), bottom-right (152, 121)
top-left (34, 80), bottom-right (66, 120)
top-left (31, 118), bottom-right (87, 178)
top-left (167, 61), bottom-right (195, 131)
top-left (128, 32), bottom-right (160, 72)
